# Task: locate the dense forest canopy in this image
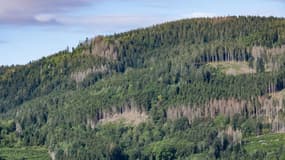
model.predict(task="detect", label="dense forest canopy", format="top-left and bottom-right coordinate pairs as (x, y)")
top-left (1, 16), bottom-right (285, 159)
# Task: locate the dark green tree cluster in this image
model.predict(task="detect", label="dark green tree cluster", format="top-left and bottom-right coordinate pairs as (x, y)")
top-left (1, 16), bottom-right (285, 159)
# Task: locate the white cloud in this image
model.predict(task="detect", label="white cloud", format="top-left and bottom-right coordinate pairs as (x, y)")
top-left (34, 14), bottom-right (56, 23)
top-left (0, 0), bottom-right (93, 25)
top-left (55, 15), bottom-right (162, 26)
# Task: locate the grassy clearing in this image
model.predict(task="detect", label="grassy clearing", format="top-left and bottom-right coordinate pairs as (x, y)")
top-left (99, 110), bottom-right (148, 126)
top-left (189, 153), bottom-right (208, 160)
top-left (207, 61), bottom-right (255, 75)
top-left (244, 133), bottom-right (285, 157)
top-left (0, 147), bottom-right (50, 160)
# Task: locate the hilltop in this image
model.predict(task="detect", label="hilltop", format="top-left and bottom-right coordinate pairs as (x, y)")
top-left (1, 16), bottom-right (285, 160)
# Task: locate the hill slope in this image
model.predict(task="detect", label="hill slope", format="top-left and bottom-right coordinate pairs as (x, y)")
top-left (1, 16), bottom-right (285, 159)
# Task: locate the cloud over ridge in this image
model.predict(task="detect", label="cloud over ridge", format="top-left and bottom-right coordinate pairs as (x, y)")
top-left (0, 0), bottom-right (93, 25)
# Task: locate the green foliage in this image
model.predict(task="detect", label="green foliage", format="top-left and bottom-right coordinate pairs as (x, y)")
top-left (0, 147), bottom-right (50, 160)
top-left (248, 57), bottom-right (254, 69)
top-left (256, 57), bottom-right (265, 73)
top-left (244, 133), bottom-right (285, 159)
top-left (1, 16), bottom-right (285, 159)
top-left (173, 117), bottom-right (190, 131)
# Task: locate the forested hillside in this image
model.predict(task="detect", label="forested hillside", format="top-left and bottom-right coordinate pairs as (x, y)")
top-left (1, 16), bottom-right (285, 159)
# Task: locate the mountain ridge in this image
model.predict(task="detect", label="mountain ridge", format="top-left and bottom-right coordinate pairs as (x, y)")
top-left (1, 16), bottom-right (285, 159)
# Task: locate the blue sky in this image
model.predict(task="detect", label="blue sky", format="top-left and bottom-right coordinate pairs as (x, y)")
top-left (0, 0), bottom-right (284, 65)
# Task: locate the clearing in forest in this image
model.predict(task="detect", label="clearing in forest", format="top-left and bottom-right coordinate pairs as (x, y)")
top-left (207, 61), bottom-right (255, 75)
top-left (244, 133), bottom-right (285, 158)
top-left (0, 147), bottom-right (50, 160)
